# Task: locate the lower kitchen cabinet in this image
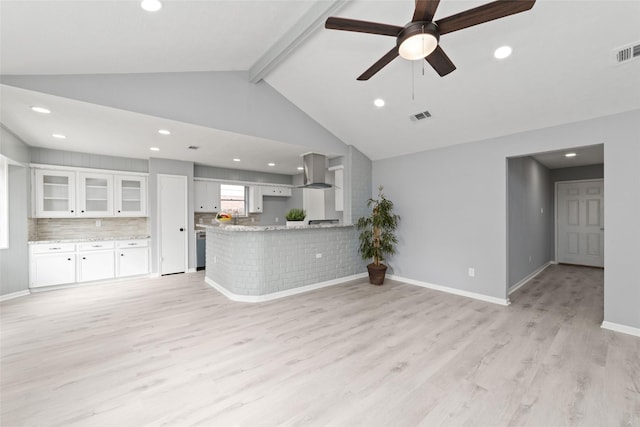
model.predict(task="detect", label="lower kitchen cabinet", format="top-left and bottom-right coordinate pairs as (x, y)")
top-left (78, 250), bottom-right (115, 282)
top-left (29, 238), bottom-right (149, 289)
top-left (31, 252), bottom-right (76, 288)
top-left (116, 240), bottom-right (149, 277)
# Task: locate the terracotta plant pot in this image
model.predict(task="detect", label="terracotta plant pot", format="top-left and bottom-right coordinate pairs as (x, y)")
top-left (367, 263), bottom-right (388, 285)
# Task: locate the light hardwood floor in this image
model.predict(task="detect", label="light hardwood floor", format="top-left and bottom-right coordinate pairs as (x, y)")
top-left (1, 265), bottom-right (638, 426)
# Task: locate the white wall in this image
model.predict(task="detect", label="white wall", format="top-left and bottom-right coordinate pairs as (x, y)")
top-left (373, 109), bottom-right (640, 330)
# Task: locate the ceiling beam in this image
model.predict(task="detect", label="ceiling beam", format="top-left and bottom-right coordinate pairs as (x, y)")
top-left (248, 0), bottom-right (347, 83)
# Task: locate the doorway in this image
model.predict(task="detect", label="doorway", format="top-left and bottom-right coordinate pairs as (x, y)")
top-left (158, 174), bottom-right (188, 275)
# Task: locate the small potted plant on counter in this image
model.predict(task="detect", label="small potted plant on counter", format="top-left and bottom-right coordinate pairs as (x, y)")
top-left (285, 208), bottom-right (306, 227)
top-left (357, 186), bottom-right (400, 285)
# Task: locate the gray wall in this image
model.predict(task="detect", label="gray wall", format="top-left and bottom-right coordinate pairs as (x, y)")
top-left (31, 147), bottom-right (148, 172)
top-left (148, 158), bottom-right (195, 274)
top-left (2, 72), bottom-right (349, 157)
top-left (194, 164), bottom-right (292, 185)
top-left (373, 109), bottom-right (640, 330)
top-left (507, 156), bottom-right (553, 289)
top-left (0, 126), bottom-right (30, 296)
top-left (551, 164), bottom-right (604, 183)
top-left (0, 165), bottom-right (29, 296)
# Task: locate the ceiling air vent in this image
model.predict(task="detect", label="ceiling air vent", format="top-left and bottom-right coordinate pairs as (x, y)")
top-left (410, 110), bottom-right (432, 122)
top-left (615, 42), bottom-right (640, 64)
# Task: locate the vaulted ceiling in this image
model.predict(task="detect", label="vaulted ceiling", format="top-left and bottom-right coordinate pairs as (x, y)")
top-left (2, 1), bottom-right (638, 172)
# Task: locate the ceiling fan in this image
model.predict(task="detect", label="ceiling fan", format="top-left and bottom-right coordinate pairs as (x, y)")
top-left (325, 0), bottom-right (536, 80)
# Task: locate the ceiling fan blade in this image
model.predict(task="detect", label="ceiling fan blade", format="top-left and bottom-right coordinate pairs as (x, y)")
top-left (425, 45), bottom-right (456, 76)
top-left (325, 17), bottom-right (403, 37)
top-left (436, 0), bottom-right (536, 35)
top-left (357, 47), bottom-right (399, 81)
top-left (412, 0), bottom-right (441, 23)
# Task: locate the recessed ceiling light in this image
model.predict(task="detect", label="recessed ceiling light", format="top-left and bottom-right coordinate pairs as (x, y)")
top-left (158, 129), bottom-right (171, 135)
top-left (494, 46), bottom-right (512, 59)
top-left (31, 106), bottom-right (51, 114)
top-left (297, 166), bottom-right (304, 171)
top-left (150, 147), bottom-right (160, 151)
top-left (268, 163), bottom-right (275, 167)
top-left (565, 152), bottom-right (577, 158)
top-left (233, 158), bottom-right (241, 162)
top-left (374, 98), bottom-right (385, 107)
top-left (52, 133), bottom-right (66, 139)
top-left (140, 0), bottom-right (162, 12)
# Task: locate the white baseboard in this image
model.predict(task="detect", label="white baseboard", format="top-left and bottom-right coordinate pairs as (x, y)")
top-left (204, 273), bottom-right (368, 303)
top-left (601, 321), bottom-right (640, 337)
top-left (0, 290), bottom-right (31, 302)
top-left (187, 268), bottom-right (197, 273)
top-left (508, 261), bottom-right (554, 295)
top-left (387, 275), bottom-right (510, 306)
top-left (29, 274), bottom-right (153, 293)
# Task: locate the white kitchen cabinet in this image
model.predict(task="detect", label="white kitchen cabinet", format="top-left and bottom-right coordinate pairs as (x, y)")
top-left (248, 186), bottom-right (263, 213)
top-left (334, 167), bottom-right (344, 212)
top-left (30, 243), bottom-right (77, 288)
top-left (116, 240), bottom-right (149, 277)
top-left (34, 169), bottom-right (77, 217)
top-left (194, 180), bottom-right (220, 212)
top-left (78, 250), bottom-right (115, 282)
top-left (262, 185), bottom-right (292, 197)
top-left (78, 172), bottom-right (113, 217)
top-left (115, 175), bottom-right (147, 216)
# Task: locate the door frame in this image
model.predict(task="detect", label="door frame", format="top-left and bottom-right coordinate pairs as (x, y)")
top-left (554, 178), bottom-right (604, 264)
top-left (157, 174), bottom-right (188, 275)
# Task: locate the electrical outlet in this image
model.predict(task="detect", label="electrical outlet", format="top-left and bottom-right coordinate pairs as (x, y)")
top-left (540, 207), bottom-right (544, 214)
top-left (214, 256), bottom-right (217, 264)
top-left (468, 267), bottom-right (475, 277)
top-left (251, 217), bottom-right (255, 223)
top-left (199, 218), bottom-right (203, 224)
top-left (95, 220), bottom-right (101, 227)
top-left (275, 217), bottom-right (279, 223)
top-left (529, 255), bottom-right (532, 263)
top-left (316, 253), bottom-right (322, 259)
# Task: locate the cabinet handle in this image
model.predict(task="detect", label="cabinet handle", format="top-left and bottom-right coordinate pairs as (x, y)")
top-left (82, 257), bottom-right (86, 260)
top-left (91, 245), bottom-right (102, 248)
top-left (118, 210), bottom-right (121, 213)
top-left (121, 253), bottom-right (124, 256)
top-left (179, 228), bottom-right (184, 232)
top-left (81, 210), bottom-right (85, 213)
top-left (127, 243), bottom-right (137, 246)
top-left (70, 210), bottom-right (74, 213)
top-left (49, 247), bottom-right (61, 250)
top-left (67, 258), bottom-right (71, 261)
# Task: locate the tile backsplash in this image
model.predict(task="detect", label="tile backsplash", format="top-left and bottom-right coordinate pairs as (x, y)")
top-left (31, 217), bottom-right (149, 241)
top-left (194, 212), bottom-right (261, 227)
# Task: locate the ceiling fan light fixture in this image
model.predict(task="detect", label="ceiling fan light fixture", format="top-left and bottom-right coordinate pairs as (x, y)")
top-left (140, 0), bottom-right (162, 12)
top-left (398, 22), bottom-right (439, 61)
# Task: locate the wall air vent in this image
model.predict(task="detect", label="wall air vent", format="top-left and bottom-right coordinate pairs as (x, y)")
top-left (410, 110), bottom-right (432, 122)
top-left (615, 42), bottom-right (640, 64)
top-left (188, 145), bottom-right (199, 150)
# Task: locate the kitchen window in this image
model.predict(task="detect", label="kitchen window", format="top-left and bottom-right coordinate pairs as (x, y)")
top-left (220, 184), bottom-right (246, 216)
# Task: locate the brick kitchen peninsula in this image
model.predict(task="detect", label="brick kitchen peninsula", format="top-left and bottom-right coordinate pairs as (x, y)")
top-left (200, 224), bottom-right (367, 302)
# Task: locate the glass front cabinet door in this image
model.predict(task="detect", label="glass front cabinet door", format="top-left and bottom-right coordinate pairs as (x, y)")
top-left (78, 173), bottom-right (114, 217)
top-left (35, 169), bottom-right (77, 217)
top-left (115, 176), bottom-right (147, 217)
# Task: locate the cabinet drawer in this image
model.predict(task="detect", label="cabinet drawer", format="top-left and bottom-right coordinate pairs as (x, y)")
top-left (78, 241), bottom-right (115, 251)
top-left (116, 239), bottom-right (149, 248)
top-left (31, 243), bottom-right (76, 254)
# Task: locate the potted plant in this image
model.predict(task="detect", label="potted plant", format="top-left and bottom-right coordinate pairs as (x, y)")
top-left (285, 208), bottom-right (306, 227)
top-left (356, 186), bottom-right (400, 285)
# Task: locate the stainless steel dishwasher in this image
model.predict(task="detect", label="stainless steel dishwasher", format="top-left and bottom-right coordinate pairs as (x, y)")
top-left (196, 230), bottom-right (206, 270)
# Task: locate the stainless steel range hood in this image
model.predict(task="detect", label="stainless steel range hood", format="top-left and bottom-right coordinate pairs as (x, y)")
top-left (299, 153), bottom-right (331, 189)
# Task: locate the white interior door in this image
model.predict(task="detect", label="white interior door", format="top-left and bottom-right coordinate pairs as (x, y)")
top-left (556, 180), bottom-right (604, 267)
top-left (158, 174), bottom-right (187, 275)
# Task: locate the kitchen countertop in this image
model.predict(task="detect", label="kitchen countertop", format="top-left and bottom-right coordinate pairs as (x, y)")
top-left (198, 223), bottom-right (352, 232)
top-left (28, 236), bottom-right (151, 244)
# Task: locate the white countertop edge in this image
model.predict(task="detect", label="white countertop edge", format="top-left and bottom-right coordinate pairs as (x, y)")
top-left (198, 223), bottom-right (353, 232)
top-left (29, 236), bottom-right (151, 244)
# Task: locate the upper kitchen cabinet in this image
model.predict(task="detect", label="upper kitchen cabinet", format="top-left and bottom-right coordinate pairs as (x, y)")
top-left (248, 186), bottom-right (263, 213)
top-left (34, 169), bottom-right (77, 217)
top-left (78, 172), bottom-right (113, 217)
top-left (32, 166), bottom-right (148, 218)
top-left (262, 186), bottom-right (292, 197)
top-left (115, 176), bottom-right (147, 217)
top-left (194, 180), bottom-right (220, 213)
